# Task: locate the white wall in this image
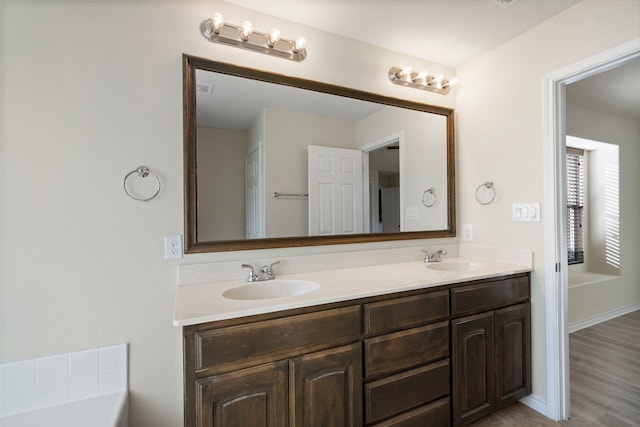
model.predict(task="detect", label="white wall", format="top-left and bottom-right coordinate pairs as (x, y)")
top-left (357, 107), bottom-right (448, 231)
top-left (585, 142), bottom-right (619, 275)
top-left (565, 103), bottom-right (640, 324)
top-left (196, 126), bottom-right (246, 241)
top-left (263, 107), bottom-right (356, 237)
top-left (456, 0), bottom-right (640, 409)
top-left (0, 2), bottom-right (455, 426)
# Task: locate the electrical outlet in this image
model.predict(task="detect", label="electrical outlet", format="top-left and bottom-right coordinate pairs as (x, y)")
top-left (164, 235), bottom-right (183, 260)
top-left (462, 224), bottom-right (473, 241)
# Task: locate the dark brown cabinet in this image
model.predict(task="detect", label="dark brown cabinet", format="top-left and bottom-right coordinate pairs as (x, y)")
top-left (184, 306), bottom-right (362, 427)
top-left (291, 343), bottom-right (362, 426)
top-left (363, 290), bottom-right (451, 426)
top-left (451, 312), bottom-right (494, 425)
top-left (195, 360), bottom-right (288, 427)
top-left (494, 303), bottom-right (531, 409)
top-left (183, 272), bottom-right (531, 427)
top-left (194, 344), bottom-right (361, 427)
top-left (451, 276), bottom-right (531, 426)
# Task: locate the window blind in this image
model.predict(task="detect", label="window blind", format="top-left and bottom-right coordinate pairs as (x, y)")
top-left (566, 147), bottom-right (584, 264)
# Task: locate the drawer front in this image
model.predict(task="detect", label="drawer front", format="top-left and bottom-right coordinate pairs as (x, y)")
top-left (365, 359), bottom-right (449, 423)
top-left (195, 305), bottom-right (361, 371)
top-left (364, 290), bottom-right (449, 335)
top-left (371, 397), bottom-right (450, 427)
top-left (365, 321), bottom-right (449, 378)
top-left (451, 275), bottom-right (529, 316)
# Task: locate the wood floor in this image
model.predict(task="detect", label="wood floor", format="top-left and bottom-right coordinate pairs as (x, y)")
top-left (469, 310), bottom-right (640, 426)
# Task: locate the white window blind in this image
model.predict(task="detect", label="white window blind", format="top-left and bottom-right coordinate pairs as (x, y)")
top-left (566, 147), bottom-right (584, 264)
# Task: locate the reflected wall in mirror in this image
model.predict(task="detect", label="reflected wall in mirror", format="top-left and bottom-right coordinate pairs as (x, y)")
top-left (183, 54), bottom-right (456, 252)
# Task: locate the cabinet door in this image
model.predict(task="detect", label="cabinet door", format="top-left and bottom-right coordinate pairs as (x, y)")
top-left (291, 343), bottom-right (362, 427)
top-left (452, 311), bottom-right (494, 426)
top-left (195, 360), bottom-right (288, 427)
top-left (494, 303), bottom-right (531, 409)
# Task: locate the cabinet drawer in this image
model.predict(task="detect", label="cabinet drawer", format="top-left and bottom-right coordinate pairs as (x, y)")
top-left (364, 290), bottom-right (449, 335)
top-left (195, 306), bottom-right (361, 371)
top-left (364, 321), bottom-right (449, 378)
top-left (372, 397), bottom-right (450, 427)
top-left (365, 359), bottom-right (449, 423)
top-left (451, 275), bottom-right (529, 316)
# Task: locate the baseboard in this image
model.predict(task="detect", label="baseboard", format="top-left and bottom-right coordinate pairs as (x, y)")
top-left (569, 303), bottom-right (640, 334)
top-left (520, 394), bottom-right (548, 418)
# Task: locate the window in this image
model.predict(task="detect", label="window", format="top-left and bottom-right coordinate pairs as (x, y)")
top-left (566, 147), bottom-right (585, 264)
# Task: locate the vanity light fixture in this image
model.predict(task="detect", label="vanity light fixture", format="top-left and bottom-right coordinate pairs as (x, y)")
top-left (388, 66), bottom-right (458, 95)
top-left (201, 13), bottom-right (307, 62)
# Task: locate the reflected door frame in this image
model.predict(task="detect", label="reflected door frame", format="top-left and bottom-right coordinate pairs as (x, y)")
top-left (360, 132), bottom-right (404, 233)
top-left (245, 141), bottom-right (264, 239)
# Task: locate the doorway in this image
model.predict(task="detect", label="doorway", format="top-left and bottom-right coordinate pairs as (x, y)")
top-left (543, 38), bottom-right (640, 421)
top-left (360, 132), bottom-right (403, 233)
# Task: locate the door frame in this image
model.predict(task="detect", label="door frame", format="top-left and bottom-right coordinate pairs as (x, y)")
top-left (543, 37), bottom-right (640, 421)
top-left (245, 141), bottom-right (264, 239)
top-left (359, 131), bottom-right (404, 233)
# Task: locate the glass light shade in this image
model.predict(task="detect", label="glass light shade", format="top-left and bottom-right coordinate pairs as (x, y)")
top-left (240, 21), bottom-right (253, 40)
top-left (268, 28), bottom-right (281, 47)
top-left (293, 36), bottom-right (306, 52)
top-left (212, 12), bottom-right (225, 32)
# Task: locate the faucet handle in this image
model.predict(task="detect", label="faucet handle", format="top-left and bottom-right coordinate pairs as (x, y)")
top-left (241, 263), bottom-right (258, 282)
top-left (260, 261), bottom-right (280, 279)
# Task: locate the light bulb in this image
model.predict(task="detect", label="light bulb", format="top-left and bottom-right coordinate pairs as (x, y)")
top-left (433, 74), bottom-right (444, 88)
top-left (413, 71), bottom-right (428, 84)
top-left (445, 77), bottom-right (459, 88)
top-left (268, 28), bottom-right (281, 47)
top-left (293, 36), bottom-right (306, 53)
top-left (212, 12), bottom-right (225, 33)
top-left (396, 66), bottom-right (412, 79)
top-left (240, 21), bottom-right (253, 41)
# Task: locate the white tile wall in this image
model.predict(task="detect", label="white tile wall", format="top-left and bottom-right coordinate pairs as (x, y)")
top-left (0, 344), bottom-right (127, 417)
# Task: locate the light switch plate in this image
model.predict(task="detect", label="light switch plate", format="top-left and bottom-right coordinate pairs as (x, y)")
top-left (512, 203), bottom-right (541, 222)
top-left (405, 207), bottom-right (419, 220)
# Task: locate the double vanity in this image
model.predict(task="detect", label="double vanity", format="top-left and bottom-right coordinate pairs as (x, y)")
top-left (174, 255), bottom-right (532, 426)
top-left (179, 55), bottom-right (531, 427)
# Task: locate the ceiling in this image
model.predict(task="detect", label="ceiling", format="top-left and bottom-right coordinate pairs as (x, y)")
top-left (196, 69), bottom-right (386, 129)
top-left (566, 58), bottom-right (640, 122)
top-left (222, 0), bottom-right (581, 67)
top-left (220, 0), bottom-right (639, 121)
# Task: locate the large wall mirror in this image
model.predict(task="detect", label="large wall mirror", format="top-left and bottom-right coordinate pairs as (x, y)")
top-left (183, 54), bottom-right (456, 253)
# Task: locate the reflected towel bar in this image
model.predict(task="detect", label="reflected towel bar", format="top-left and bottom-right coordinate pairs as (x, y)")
top-left (272, 192), bottom-right (308, 198)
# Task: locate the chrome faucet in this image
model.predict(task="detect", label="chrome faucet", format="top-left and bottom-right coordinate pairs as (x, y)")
top-left (242, 261), bottom-right (280, 282)
top-left (424, 249), bottom-right (447, 263)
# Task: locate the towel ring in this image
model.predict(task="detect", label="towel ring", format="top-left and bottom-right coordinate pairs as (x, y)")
top-left (422, 187), bottom-right (437, 207)
top-left (123, 166), bottom-right (161, 201)
top-left (475, 181), bottom-right (496, 205)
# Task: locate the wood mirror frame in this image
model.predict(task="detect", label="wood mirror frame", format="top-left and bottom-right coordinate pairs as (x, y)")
top-left (183, 54), bottom-right (456, 253)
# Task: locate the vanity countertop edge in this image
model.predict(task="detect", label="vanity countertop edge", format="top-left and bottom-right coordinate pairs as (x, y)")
top-left (173, 257), bottom-right (532, 327)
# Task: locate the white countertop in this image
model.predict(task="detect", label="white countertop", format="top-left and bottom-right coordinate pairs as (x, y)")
top-left (173, 257), bottom-right (532, 327)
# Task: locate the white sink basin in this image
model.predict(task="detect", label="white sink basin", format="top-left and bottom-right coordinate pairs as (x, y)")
top-left (222, 280), bottom-right (320, 300)
top-left (426, 261), bottom-right (482, 272)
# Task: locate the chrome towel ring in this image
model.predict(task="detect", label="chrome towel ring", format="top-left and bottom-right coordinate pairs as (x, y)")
top-left (422, 187), bottom-right (437, 207)
top-left (475, 180), bottom-right (496, 205)
top-left (123, 166), bottom-right (161, 201)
